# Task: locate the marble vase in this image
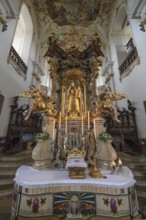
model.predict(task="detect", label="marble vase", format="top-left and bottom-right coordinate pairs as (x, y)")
top-left (32, 139), bottom-right (53, 170)
top-left (94, 116), bottom-right (117, 170)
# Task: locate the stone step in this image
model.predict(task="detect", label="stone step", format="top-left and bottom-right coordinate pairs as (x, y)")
top-left (136, 185), bottom-right (146, 193)
top-left (118, 152), bottom-right (146, 162)
top-left (0, 169), bottom-right (17, 175)
top-left (133, 171), bottom-right (146, 176)
top-left (0, 150), bottom-right (33, 197)
top-left (0, 178), bottom-right (13, 185)
top-left (136, 181), bottom-right (146, 186)
top-left (0, 154), bottom-right (32, 162)
top-left (124, 164), bottom-right (146, 171)
top-left (0, 159), bottom-right (33, 168)
top-left (0, 182), bottom-right (14, 191)
top-left (135, 175), bottom-right (146, 181)
top-left (0, 189), bottom-right (13, 197)
top-left (0, 174), bottom-right (14, 179)
top-left (137, 191), bottom-right (146, 198)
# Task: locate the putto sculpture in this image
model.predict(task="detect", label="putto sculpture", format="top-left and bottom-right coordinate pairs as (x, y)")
top-left (20, 85), bottom-right (57, 120)
top-left (92, 87), bottom-right (127, 122)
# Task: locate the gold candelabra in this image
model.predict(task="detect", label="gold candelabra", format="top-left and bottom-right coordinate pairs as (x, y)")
top-left (89, 156), bottom-right (103, 179)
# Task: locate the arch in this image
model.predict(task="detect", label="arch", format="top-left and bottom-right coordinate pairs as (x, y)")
top-left (12, 3), bottom-right (33, 64)
top-left (111, 5), bottom-right (133, 66)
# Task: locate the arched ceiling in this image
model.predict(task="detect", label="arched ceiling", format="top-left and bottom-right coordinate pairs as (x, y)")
top-left (30, 0), bottom-right (115, 53)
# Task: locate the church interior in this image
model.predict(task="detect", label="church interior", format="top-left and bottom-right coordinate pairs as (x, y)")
top-left (0, 0), bottom-right (146, 219)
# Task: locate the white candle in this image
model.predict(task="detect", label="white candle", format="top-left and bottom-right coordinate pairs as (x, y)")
top-left (59, 111), bottom-right (61, 130)
top-left (88, 111), bottom-right (90, 131)
top-left (111, 160), bottom-right (116, 172)
top-left (93, 119), bottom-right (96, 139)
top-left (52, 120), bottom-right (55, 140)
top-left (118, 158), bottom-right (122, 169)
top-left (82, 114), bottom-right (84, 135)
top-left (65, 116), bottom-right (67, 135)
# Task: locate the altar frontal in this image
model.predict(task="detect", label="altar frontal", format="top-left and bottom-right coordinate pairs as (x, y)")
top-left (11, 166), bottom-right (140, 220)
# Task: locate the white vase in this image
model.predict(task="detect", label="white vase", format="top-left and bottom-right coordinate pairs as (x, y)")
top-left (32, 139), bottom-right (53, 170)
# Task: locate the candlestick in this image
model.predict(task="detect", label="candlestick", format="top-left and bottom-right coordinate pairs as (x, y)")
top-left (52, 120), bottom-right (55, 140)
top-left (59, 111), bottom-right (61, 130)
top-left (82, 114), bottom-right (84, 135)
top-left (93, 119), bottom-right (96, 139)
top-left (65, 116), bottom-right (67, 135)
top-left (88, 111), bottom-right (90, 131)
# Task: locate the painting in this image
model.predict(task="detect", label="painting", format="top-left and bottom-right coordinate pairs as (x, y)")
top-left (0, 94), bottom-right (4, 114)
top-left (143, 100), bottom-right (146, 114)
top-left (33, 0), bottom-right (102, 26)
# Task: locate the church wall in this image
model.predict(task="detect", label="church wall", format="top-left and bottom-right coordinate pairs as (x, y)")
top-left (108, 0), bottom-right (146, 138)
top-left (0, 7), bottom-right (39, 136)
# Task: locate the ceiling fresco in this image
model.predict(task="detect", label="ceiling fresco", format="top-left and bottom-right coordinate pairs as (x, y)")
top-left (31, 0), bottom-right (115, 65)
top-left (47, 0), bottom-right (102, 26)
top-left (33, 0), bottom-right (114, 27)
top-left (33, 0), bottom-right (102, 26)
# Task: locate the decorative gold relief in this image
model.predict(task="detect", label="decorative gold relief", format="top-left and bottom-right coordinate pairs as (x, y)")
top-left (20, 85), bottom-right (57, 120)
top-left (69, 167), bottom-right (86, 179)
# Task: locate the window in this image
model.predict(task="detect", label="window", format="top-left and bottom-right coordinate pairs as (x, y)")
top-left (112, 6), bottom-right (139, 80)
top-left (12, 4), bottom-right (33, 65)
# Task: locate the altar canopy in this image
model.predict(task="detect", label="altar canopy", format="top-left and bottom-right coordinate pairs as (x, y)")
top-left (11, 166), bottom-right (141, 220)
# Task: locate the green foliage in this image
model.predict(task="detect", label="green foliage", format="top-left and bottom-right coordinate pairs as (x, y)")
top-left (35, 132), bottom-right (50, 141)
top-left (99, 132), bottom-right (112, 142)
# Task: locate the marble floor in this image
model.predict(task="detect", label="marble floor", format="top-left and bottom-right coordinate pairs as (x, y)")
top-left (0, 195), bottom-right (11, 220)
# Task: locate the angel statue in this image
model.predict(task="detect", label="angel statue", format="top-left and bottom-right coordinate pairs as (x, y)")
top-left (20, 85), bottom-right (57, 120)
top-left (92, 87), bottom-right (127, 122)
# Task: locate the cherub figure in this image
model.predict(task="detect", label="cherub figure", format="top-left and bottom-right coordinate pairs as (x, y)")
top-left (20, 85), bottom-right (57, 120)
top-left (92, 87), bottom-right (126, 122)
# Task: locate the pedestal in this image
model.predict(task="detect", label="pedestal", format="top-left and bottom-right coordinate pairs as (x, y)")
top-left (32, 139), bottom-right (53, 170)
top-left (94, 116), bottom-right (117, 169)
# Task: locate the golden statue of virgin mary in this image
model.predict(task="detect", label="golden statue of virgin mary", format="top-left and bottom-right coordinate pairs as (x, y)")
top-left (66, 81), bottom-right (82, 119)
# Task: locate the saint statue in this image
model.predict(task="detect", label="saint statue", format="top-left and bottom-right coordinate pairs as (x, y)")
top-left (66, 81), bottom-right (82, 118)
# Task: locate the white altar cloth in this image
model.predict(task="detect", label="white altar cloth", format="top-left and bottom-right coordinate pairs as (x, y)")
top-left (11, 165), bottom-right (140, 220)
top-left (66, 157), bottom-right (87, 168)
top-left (14, 165), bottom-right (135, 188)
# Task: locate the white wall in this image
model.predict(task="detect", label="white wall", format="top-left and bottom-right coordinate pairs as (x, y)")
top-left (0, 3), bottom-right (38, 136)
top-left (108, 0), bottom-right (146, 138)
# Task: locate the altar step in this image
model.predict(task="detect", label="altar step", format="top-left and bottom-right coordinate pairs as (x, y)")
top-left (0, 150), bottom-right (33, 197)
top-left (118, 152), bottom-right (146, 218)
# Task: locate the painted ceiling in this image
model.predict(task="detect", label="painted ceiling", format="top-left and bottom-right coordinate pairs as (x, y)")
top-left (31, 0), bottom-right (115, 60)
top-left (33, 0), bottom-right (102, 26)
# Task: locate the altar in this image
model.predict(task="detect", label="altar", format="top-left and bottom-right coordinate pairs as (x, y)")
top-left (11, 166), bottom-right (141, 220)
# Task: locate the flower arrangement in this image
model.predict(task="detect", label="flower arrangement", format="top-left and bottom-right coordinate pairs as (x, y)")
top-left (99, 132), bottom-right (112, 142)
top-left (35, 132), bottom-right (50, 141)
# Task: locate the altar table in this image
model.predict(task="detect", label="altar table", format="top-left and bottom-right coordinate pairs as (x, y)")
top-left (11, 166), bottom-right (141, 220)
